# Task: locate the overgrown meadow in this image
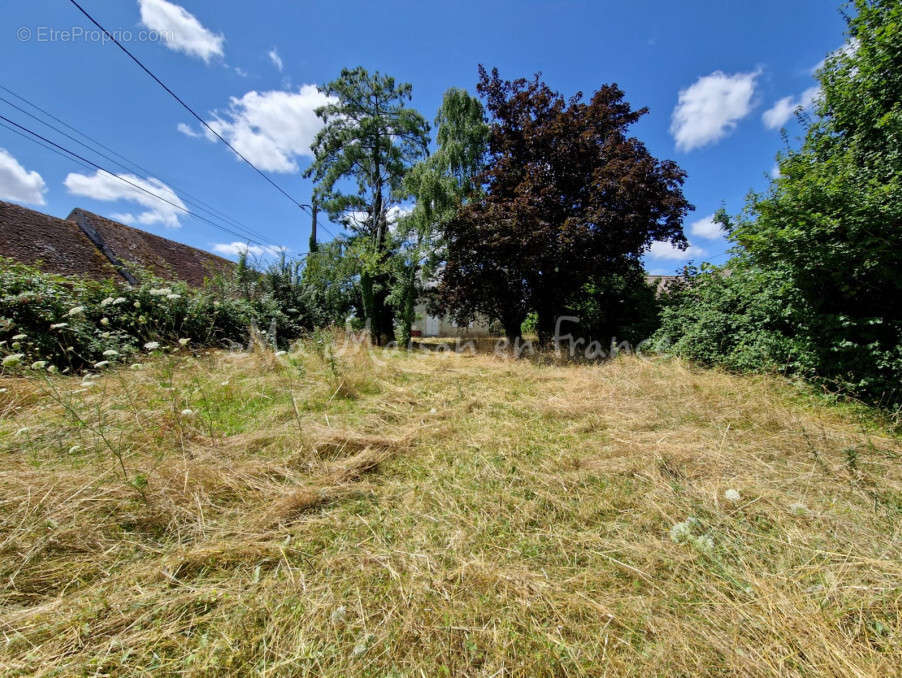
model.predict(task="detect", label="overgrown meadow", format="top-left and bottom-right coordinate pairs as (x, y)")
top-left (1, 332), bottom-right (900, 676)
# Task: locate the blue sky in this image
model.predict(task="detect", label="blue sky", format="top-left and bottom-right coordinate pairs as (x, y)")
top-left (1, 0), bottom-right (848, 273)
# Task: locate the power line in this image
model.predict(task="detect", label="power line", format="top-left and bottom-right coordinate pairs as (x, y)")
top-left (0, 89), bottom-right (272, 246)
top-left (0, 111), bottom-right (273, 247)
top-left (67, 0), bottom-right (312, 214)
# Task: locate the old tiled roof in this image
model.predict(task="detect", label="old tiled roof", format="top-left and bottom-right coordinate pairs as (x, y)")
top-left (0, 201), bottom-right (234, 287)
top-left (0, 200), bottom-right (120, 280)
top-left (67, 209), bottom-right (234, 287)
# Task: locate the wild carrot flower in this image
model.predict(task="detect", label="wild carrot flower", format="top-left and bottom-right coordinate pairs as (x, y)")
top-left (100, 297), bottom-right (115, 307)
top-left (50, 322), bottom-right (68, 329)
top-left (102, 349), bottom-right (119, 357)
top-left (178, 338), bottom-right (190, 346)
top-left (93, 360), bottom-right (110, 369)
top-left (130, 363), bottom-right (144, 370)
top-left (12, 333), bottom-right (27, 341)
top-left (724, 488), bottom-right (741, 502)
top-left (67, 306), bottom-right (85, 316)
top-left (100, 317), bottom-right (110, 326)
top-left (30, 360), bottom-right (47, 369)
top-left (166, 293), bottom-right (181, 300)
top-left (2, 354), bottom-right (24, 367)
top-left (144, 341), bottom-right (160, 350)
top-left (180, 408), bottom-right (194, 417)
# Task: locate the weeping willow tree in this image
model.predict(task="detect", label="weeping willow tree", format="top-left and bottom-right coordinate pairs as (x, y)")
top-left (390, 88), bottom-right (490, 344)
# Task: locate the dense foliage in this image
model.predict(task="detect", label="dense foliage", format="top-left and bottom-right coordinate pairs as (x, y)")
top-left (436, 66), bottom-right (692, 342)
top-left (304, 67), bottom-right (430, 344)
top-left (0, 258), bottom-right (285, 374)
top-left (654, 0), bottom-right (902, 407)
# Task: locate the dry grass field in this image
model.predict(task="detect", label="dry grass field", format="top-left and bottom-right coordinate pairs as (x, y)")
top-left (1, 336), bottom-right (900, 676)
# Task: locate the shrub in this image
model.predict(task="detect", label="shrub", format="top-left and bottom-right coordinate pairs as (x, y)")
top-left (0, 258), bottom-right (280, 373)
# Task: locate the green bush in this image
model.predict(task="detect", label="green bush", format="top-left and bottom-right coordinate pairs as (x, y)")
top-left (651, 258), bottom-right (901, 407)
top-left (0, 258), bottom-right (280, 374)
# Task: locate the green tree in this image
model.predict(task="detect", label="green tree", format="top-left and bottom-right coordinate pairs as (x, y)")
top-left (730, 0), bottom-right (902, 403)
top-left (656, 1), bottom-right (902, 406)
top-left (436, 67), bottom-right (692, 343)
top-left (389, 88), bottom-right (490, 345)
top-left (304, 67), bottom-right (430, 344)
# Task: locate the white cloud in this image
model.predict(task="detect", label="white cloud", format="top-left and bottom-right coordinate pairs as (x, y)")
top-left (268, 48), bottom-right (283, 72)
top-left (688, 214), bottom-right (723, 239)
top-left (212, 241), bottom-right (285, 259)
top-left (762, 86), bottom-right (820, 129)
top-left (137, 0), bottom-right (224, 63)
top-left (771, 164), bottom-right (782, 179)
top-left (64, 170), bottom-right (186, 228)
top-left (647, 240), bottom-right (705, 261)
top-left (203, 85), bottom-right (335, 172)
top-left (343, 204), bottom-right (413, 229)
top-left (0, 148), bottom-right (47, 205)
top-left (176, 122), bottom-right (201, 137)
top-left (670, 69), bottom-right (759, 151)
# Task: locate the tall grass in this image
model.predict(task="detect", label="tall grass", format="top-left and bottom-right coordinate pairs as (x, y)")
top-left (0, 335), bottom-right (899, 676)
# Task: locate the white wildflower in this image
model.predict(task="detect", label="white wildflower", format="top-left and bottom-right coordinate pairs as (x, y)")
top-left (670, 520), bottom-right (693, 544)
top-left (100, 331), bottom-right (111, 338)
top-left (47, 365), bottom-right (58, 373)
top-left (178, 338), bottom-right (190, 346)
top-left (100, 317), bottom-right (110, 326)
top-left (133, 301), bottom-right (141, 309)
top-left (68, 445), bottom-right (81, 454)
top-left (180, 408), bottom-right (194, 417)
top-left (12, 333), bottom-right (27, 341)
top-left (724, 488), bottom-right (741, 502)
top-left (691, 534), bottom-right (715, 554)
top-left (0, 387), bottom-right (6, 393)
top-left (67, 306), bottom-right (85, 316)
top-left (100, 297), bottom-right (115, 307)
top-left (102, 349), bottom-right (119, 357)
top-left (149, 287), bottom-right (172, 296)
top-left (113, 297), bottom-right (127, 305)
top-left (352, 634), bottom-right (373, 657)
top-left (669, 516), bottom-right (700, 544)
top-left (93, 360), bottom-right (110, 369)
top-left (220, 380), bottom-right (229, 386)
top-left (50, 322), bottom-right (68, 330)
top-left (30, 360), bottom-right (47, 369)
top-left (275, 350), bottom-right (286, 356)
top-left (2, 354), bottom-right (24, 367)
top-left (789, 502), bottom-right (808, 515)
top-left (166, 293), bottom-right (181, 301)
top-left (144, 341), bottom-right (160, 350)
top-left (330, 605), bottom-right (347, 624)
top-left (130, 363), bottom-right (144, 370)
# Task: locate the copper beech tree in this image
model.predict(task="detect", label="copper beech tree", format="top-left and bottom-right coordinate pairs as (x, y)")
top-left (435, 66), bottom-right (693, 343)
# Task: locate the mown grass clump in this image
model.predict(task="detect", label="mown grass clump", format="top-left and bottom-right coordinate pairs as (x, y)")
top-left (0, 335), bottom-right (899, 676)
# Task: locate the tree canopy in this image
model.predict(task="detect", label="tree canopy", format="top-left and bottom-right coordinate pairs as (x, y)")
top-left (304, 67), bottom-right (429, 343)
top-left (436, 66), bottom-right (692, 342)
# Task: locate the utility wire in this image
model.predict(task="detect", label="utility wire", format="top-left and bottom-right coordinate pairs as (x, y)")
top-left (67, 0), bottom-right (312, 214)
top-left (0, 111), bottom-right (273, 246)
top-left (0, 88), bottom-right (272, 246)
